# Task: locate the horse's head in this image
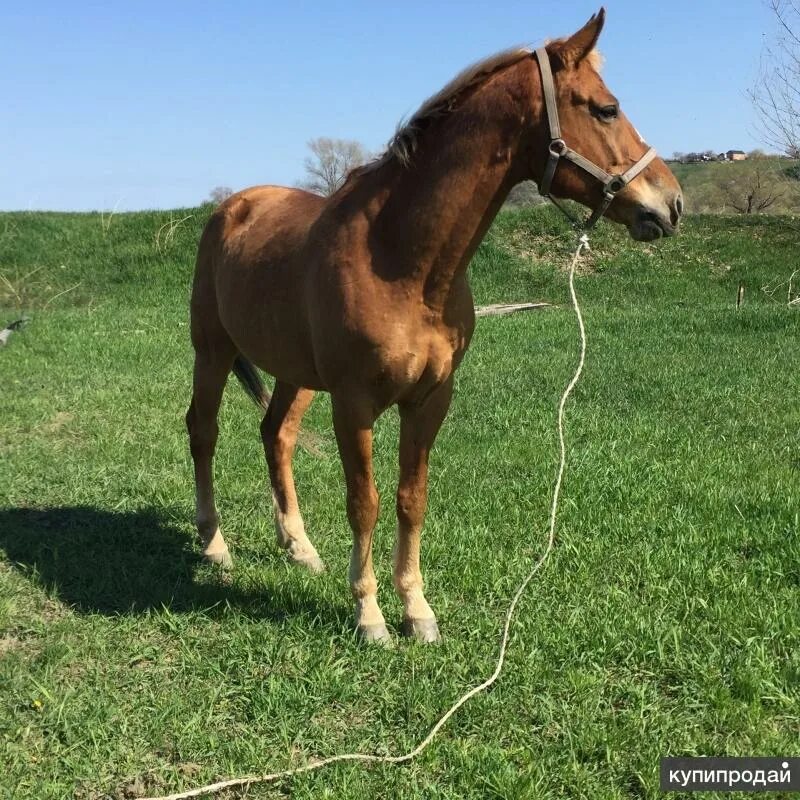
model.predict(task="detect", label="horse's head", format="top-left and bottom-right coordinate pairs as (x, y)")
top-left (530, 9), bottom-right (683, 241)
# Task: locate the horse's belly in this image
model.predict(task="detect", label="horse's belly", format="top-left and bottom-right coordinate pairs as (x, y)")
top-left (216, 266), bottom-right (324, 389)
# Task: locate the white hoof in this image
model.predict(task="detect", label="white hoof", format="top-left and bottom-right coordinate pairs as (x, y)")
top-left (292, 553), bottom-right (326, 574)
top-left (203, 549), bottom-right (232, 569)
top-left (401, 617), bottom-right (441, 643)
top-left (357, 623), bottom-right (394, 646)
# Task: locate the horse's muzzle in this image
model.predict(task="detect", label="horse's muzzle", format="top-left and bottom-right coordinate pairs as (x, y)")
top-left (630, 206), bottom-right (680, 242)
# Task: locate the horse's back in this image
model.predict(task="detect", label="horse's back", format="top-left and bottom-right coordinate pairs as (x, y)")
top-left (215, 184), bottom-right (324, 255)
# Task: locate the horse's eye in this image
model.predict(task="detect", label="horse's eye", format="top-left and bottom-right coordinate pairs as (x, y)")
top-left (598, 104), bottom-right (619, 121)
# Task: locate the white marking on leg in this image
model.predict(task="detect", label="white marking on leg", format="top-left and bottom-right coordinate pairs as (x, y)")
top-left (272, 492), bottom-right (322, 567)
top-left (349, 545), bottom-right (386, 630)
top-left (196, 484), bottom-right (229, 558)
top-left (393, 527), bottom-right (435, 622)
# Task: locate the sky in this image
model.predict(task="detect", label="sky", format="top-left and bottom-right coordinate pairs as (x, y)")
top-left (1, 1), bottom-right (779, 211)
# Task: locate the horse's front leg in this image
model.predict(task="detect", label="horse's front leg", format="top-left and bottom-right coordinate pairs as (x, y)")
top-left (394, 377), bottom-right (454, 643)
top-left (331, 395), bottom-right (390, 643)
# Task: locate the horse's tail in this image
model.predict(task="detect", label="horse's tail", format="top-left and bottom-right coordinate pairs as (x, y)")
top-left (231, 356), bottom-right (323, 456)
top-left (232, 356), bottom-right (271, 410)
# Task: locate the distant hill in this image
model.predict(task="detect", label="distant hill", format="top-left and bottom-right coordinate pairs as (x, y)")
top-left (668, 156), bottom-right (800, 214)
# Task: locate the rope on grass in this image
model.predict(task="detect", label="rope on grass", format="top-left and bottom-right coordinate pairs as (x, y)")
top-left (142, 233), bottom-right (591, 800)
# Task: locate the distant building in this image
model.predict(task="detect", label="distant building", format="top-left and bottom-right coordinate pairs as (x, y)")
top-left (685, 152), bottom-right (718, 163)
top-left (727, 150), bottom-right (747, 161)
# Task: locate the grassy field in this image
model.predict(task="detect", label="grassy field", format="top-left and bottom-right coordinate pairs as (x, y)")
top-left (1, 206), bottom-right (798, 799)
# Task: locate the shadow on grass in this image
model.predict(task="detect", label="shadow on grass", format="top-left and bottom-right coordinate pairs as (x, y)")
top-left (0, 505), bottom-right (349, 630)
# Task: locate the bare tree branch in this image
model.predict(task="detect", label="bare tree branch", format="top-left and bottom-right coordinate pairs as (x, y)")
top-left (750, 1), bottom-right (800, 156)
top-left (719, 167), bottom-right (785, 214)
top-left (298, 138), bottom-right (370, 196)
top-left (208, 186), bottom-right (234, 205)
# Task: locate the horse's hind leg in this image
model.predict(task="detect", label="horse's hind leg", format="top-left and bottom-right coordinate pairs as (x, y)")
top-left (186, 328), bottom-right (236, 567)
top-left (261, 381), bottom-right (324, 573)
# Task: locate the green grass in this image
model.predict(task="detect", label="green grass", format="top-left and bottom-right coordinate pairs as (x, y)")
top-left (1, 206), bottom-right (798, 799)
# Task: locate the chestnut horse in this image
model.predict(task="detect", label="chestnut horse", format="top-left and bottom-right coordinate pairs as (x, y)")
top-left (186, 9), bottom-right (682, 643)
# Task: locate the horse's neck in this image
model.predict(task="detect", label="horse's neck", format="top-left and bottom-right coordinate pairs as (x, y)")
top-left (367, 61), bottom-right (539, 312)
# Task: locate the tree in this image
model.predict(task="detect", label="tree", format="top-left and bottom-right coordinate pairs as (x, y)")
top-left (750, 1), bottom-right (800, 157)
top-left (719, 167), bottom-right (784, 214)
top-left (208, 186), bottom-right (233, 205)
top-left (299, 137), bottom-right (370, 196)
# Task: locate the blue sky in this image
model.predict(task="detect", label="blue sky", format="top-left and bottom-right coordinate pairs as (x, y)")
top-left (1, 1), bottom-right (777, 211)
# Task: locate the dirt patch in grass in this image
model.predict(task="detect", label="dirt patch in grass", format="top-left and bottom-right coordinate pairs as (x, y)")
top-left (41, 410), bottom-right (74, 435)
top-left (498, 227), bottom-right (599, 274)
top-left (501, 228), bottom-right (561, 263)
top-left (0, 633), bottom-right (29, 657)
top-left (88, 762), bottom-right (205, 800)
top-left (38, 410), bottom-right (84, 451)
top-left (0, 410), bottom-right (84, 457)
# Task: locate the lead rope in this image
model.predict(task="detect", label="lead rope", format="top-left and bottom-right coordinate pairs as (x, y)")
top-left (143, 233), bottom-right (591, 800)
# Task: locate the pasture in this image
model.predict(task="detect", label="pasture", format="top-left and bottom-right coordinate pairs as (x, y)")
top-left (1, 206), bottom-right (798, 798)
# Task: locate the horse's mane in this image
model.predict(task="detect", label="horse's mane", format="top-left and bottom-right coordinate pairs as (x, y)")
top-left (358, 46), bottom-right (533, 174)
top-left (351, 41), bottom-right (603, 179)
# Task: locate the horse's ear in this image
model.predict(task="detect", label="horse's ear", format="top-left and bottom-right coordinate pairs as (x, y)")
top-left (552, 8), bottom-right (606, 69)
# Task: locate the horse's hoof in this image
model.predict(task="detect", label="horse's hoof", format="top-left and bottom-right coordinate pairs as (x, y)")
top-left (203, 549), bottom-right (233, 569)
top-left (357, 623), bottom-right (393, 646)
top-left (292, 553), bottom-right (326, 574)
top-left (401, 617), bottom-right (440, 643)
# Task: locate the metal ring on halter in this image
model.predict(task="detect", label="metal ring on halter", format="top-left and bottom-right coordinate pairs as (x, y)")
top-left (549, 139), bottom-right (568, 157)
top-left (604, 176), bottom-right (626, 195)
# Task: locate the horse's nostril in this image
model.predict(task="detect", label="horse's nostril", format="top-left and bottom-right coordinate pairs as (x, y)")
top-left (669, 194), bottom-right (684, 227)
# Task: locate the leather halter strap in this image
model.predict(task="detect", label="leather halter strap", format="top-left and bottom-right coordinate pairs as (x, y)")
top-left (534, 47), bottom-right (658, 230)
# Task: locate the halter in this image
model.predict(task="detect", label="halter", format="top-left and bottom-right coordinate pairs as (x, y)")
top-left (534, 47), bottom-right (658, 231)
